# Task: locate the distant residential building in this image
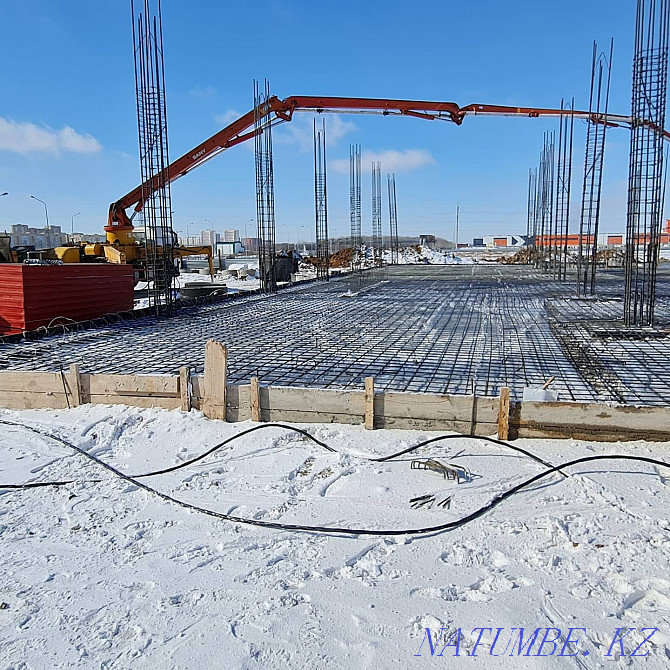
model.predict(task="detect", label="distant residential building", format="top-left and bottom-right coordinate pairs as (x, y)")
top-left (10, 224), bottom-right (67, 249)
top-left (215, 241), bottom-right (245, 256)
top-left (200, 229), bottom-right (219, 246)
top-left (223, 229), bottom-right (240, 243)
top-left (241, 237), bottom-right (260, 253)
top-left (70, 232), bottom-right (107, 244)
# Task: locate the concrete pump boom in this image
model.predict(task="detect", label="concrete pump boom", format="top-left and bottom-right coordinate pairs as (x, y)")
top-left (107, 95), bottom-right (670, 239)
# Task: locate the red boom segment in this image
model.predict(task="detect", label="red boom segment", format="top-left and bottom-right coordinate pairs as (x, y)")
top-left (107, 95), bottom-right (670, 233)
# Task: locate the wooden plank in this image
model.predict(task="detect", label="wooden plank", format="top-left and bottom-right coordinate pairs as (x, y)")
top-left (517, 400), bottom-right (670, 433)
top-left (262, 409), bottom-right (363, 426)
top-left (202, 340), bottom-right (227, 421)
top-left (380, 392), bottom-right (499, 423)
top-left (250, 377), bottom-right (260, 422)
top-left (191, 375), bottom-right (204, 401)
top-left (379, 415), bottom-right (498, 435)
top-left (498, 386), bottom-right (510, 440)
top-left (179, 367), bottom-right (191, 412)
top-left (87, 395), bottom-right (181, 410)
top-left (264, 386), bottom-right (364, 414)
top-left (0, 391), bottom-right (69, 410)
top-left (0, 371), bottom-right (63, 393)
top-left (68, 364), bottom-right (82, 407)
top-left (364, 377), bottom-right (374, 430)
top-left (87, 373), bottom-right (178, 396)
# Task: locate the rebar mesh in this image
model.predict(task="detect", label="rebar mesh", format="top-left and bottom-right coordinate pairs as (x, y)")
top-left (131, 0), bottom-right (175, 314)
top-left (387, 174), bottom-right (399, 264)
top-left (350, 144), bottom-right (362, 273)
top-left (624, 0), bottom-right (670, 326)
top-left (578, 40), bottom-right (613, 297)
top-left (3, 265), bottom-right (670, 406)
top-left (313, 119), bottom-right (329, 281)
top-left (372, 161), bottom-right (383, 267)
top-left (254, 79), bottom-right (277, 293)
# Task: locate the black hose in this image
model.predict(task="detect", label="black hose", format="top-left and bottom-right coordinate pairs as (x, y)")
top-left (0, 418), bottom-right (668, 537)
top-left (0, 419), bottom-right (556, 484)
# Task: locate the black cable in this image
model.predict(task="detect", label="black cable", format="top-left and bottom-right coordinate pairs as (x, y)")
top-left (373, 433), bottom-right (563, 474)
top-left (0, 419), bottom-right (556, 485)
top-left (0, 418), bottom-right (668, 536)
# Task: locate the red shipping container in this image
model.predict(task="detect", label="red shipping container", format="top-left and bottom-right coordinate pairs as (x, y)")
top-left (0, 264), bottom-right (135, 335)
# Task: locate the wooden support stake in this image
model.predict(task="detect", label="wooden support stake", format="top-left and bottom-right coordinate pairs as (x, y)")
top-left (498, 386), bottom-right (510, 440)
top-left (202, 340), bottom-right (227, 421)
top-left (68, 363), bottom-right (82, 407)
top-left (364, 377), bottom-right (375, 430)
top-left (250, 377), bottom-right (260, 422)
top-left (179, 367), bottom-right (191, 412)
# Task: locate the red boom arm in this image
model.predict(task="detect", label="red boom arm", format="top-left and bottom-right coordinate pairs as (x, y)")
top-left (107, 95), bottom-right (668, 232)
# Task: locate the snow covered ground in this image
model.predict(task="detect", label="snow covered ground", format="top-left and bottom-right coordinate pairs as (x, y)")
top-left (381, 246), bottom-right (476, 265)
top-left (1, 405), bottom-right (669, 668)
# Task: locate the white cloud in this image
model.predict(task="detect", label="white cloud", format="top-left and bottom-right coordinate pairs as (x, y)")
top-left (331, 149), bottom-right (435, 174)
top-left (274, 114), bottom-right (357, 152)
top-left (0, 118), bottom-right (102, 155)
top-left (214, 110), bottom-right (243, 126)
top-left (190, 85), bottom-right (217, 99)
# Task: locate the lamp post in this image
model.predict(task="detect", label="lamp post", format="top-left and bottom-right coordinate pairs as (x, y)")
top-left (296, 225), bottom-right (306, 250)
top-left (71, 212), bottom-right (81, 239)
top-left (244, 217), bottom-right (253, 241)
top-left (30, 195), bottom-right (49, 231)
top-left (186, 222), bottom-right (194, 244)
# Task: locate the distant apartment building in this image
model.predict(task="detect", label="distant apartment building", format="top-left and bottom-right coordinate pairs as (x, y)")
top-left (223, 229), bottom-right (240, 243)
top-left (241, 237), bottom-right (260, 253)
top-left (70, 233), bottom-right (107, 244)
top-left (200, 229), bottom-right (219, 246)
top-left (9, 224), bottom-right (67, 249)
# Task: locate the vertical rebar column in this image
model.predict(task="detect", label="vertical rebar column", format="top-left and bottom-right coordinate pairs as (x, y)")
top-left (526, 168), bottom-right (538, 264)
top-left (372, 161), bottom-right (383, 267)
top-left (535, 134), bottom-right (555, 270)
top-left (554, 99), bottom-right (575, 281)
top-left (131, 0), bottom-right (175, 315)
top-left (577, 41), bottom-right (614, 297)
top-left (254, 79), bottom-right (277, 293)
top-left (350, 144), bottom-right (362, 273)
top-left (527, 168), bottom-right (537, 259)
top-left (313, 119), bottom-right (329, 281)
top-left (387, 173), bottom-right (399, 264)
top-left (624, 0), bottom-right (669, 326)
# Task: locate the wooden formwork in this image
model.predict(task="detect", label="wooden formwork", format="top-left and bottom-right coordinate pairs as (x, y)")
top-left (0, 340), bottom-right (669, 443)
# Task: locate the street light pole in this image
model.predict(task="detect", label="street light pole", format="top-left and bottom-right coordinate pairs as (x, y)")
top-left (30, 195), bottom-right (49, 231)
top-left (244, 217), bottom-right (253, 241)
top-left (71, 212), bottom-right (81, 238)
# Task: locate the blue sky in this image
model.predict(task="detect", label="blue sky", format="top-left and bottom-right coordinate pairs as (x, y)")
top-left (0, 0), bottom-right (652, 243)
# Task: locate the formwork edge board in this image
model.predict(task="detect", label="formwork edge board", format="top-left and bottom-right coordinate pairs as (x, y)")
top-left (84, 373), bottom-right (178, 396)
top-left (516, 424), bottom-right (670, 443)
top-left (261, 409), bottom-right (364, 426)
top-left (263, 386), bottom-right (365, 414)
top-left (0, 391), bottom-right (70, 410)
top-left (0, 371), bottom-right (66, 393)
top-left (87, 395), bottom-right (182, 410)
top-left (517, 401), bottom-right (670, 433)
top-left (380, 392), bottom-right (499, 422)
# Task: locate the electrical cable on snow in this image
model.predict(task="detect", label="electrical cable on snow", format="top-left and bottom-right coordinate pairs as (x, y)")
top-left (0, 418), bottom-right (668, 537)
top-left (0, 420), bottom-right (557, 484)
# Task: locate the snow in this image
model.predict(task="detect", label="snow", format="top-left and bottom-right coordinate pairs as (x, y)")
top-left (1, 404), bottom-right (669, 667)
top-left (133, 272), bottom-right (262, 310)
top-left (381, 245), bottom-right (476, 265)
